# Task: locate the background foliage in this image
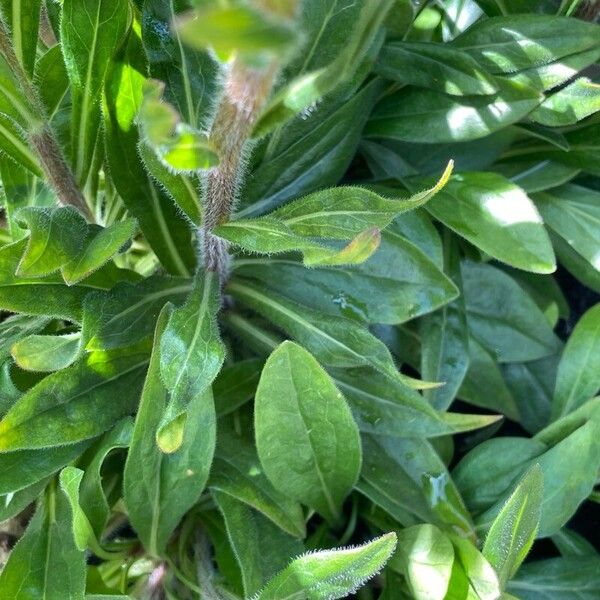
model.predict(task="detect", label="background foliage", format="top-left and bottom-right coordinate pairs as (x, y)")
top-left (0, 0), bottom-right (599, 598)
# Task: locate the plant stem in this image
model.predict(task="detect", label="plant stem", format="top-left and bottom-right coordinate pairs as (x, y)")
top-left (202, 59), bottom-right (277, 285)
top-left (0, 20), bottom-right (90, 219)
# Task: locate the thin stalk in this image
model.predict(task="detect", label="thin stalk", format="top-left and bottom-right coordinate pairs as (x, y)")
top-left (202, 59), bottom-right (278, 285)
top-left (0, 20), bottom-right (90, 219)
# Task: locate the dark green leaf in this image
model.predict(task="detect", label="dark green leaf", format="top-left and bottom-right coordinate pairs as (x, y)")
top-left (255, 341), bottom-right (361, 522)
top-left (124, 308), bottom-right (215, 556)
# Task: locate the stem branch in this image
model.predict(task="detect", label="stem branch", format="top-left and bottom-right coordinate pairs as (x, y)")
top-left (202, 59), bottom-right (277, 284)
top-left (0, 20), bottom-right (90, 219)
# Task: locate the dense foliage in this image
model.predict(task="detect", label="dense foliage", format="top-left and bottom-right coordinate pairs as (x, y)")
top-left (0, 0), bottom-right (599, 598)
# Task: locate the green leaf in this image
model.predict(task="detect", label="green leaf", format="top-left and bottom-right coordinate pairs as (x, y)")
top-left (268, 161), bottom-right (453, 239)
top-left (138, 79), bottom-right (218, 173)
top-left (175, 5), bottom-right (298, 63)
top-left (228, 279), bottom-right (431, 389)
top-left (213, 490), bottom-right (304, 598)
top-left (213, 358), bottom-right (262, 417)
top-left (507, 556), bottom-right (600, 599)
top-left (461, 261), bottom-right (561, 362)
top-left (0, 0), bottom-right (41, 76)
top-left (104, 21), bottom-right (196, 277)
top-left (0, 239), bottom-right (135, 322)
top-left (11, 332), bottom-right (81, 372)
top-left (376, 41), bottom-right (498, 96)
top-left (253, 0), bottom-right (395, 136)
top-left (394, 524), bottom-right (454, 600)
top-left (158, 271), bottom-right (225, 452)
top-left (217, 218), bottom-right (381, 267)
top-left (552, 528), bottom-right (598, 557)
top-left (255, 532), bottom-right (397, 600)
top-left (452, 15), bottom-right (600, 74)
top-left (15, 206), bottom-right (137, 284)
top-left (0, 314), bottom-right (51, 361)
top-left (254, 341), bottom-right (361, 522)
top-left (239, 79), bottom-right (383, 217)
top-left (459, 337), bottom-right (520, 422)
top-left (61, 0), bottom-right (130, 185)
top-left (0, 483), bottom-right (86, 599)
top-left (366, 78), bottom-right (542, 144)
top-left (502, 355), bottom-right (558, 433)
top-left (533, 184), bottom-right (600, 285)
top-left (482, 465), bottom-right (543, 586)
top-left (359, 434), bottom-right (475, 539)
top-left (210, 429), bottom-right (306, 538)
top-left (59, 466), bottom-right (104, 554)
top-left (531, 78), bottom-right (600, 127)
top-left (0, 442), bottom-right (90, 495)
top-left (419, 236), bottom-right (470, 411)
top-left (552, 303), bottom-right (600, 419)
top-left (141, 0), bottom-right (218, 128)
top-left (448, 535), bottom-right (501, 600)
top-left (124, 307), bottom-right (216, 556)
top-left (138, 141), bottom-right (201, 226)
top-left (420, 172), bottom-right (555, 273)
top-left (332, 369), bottom-right (500, 439)
top-left (0, 344), bottom-right (147, 451)
top-left (77, 419), bottom-right (133, 537)
top-left (83, 276), bottom-right (193, 351)
top-left (234, 218), bottom-right (458, 325)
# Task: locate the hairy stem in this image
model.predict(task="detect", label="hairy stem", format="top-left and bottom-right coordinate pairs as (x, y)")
top-left (0, 20), bottom-right (90, 218)
top-left (202, 60), bottom-right (277, 284)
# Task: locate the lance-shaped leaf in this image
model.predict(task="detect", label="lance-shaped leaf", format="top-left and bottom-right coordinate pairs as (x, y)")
top-left (452, 15), bottom-right (600, 75)
top-left (216, 218), bottom-right (381, 267)
top-left (228, 279), bottom-right (433, 389)
top-left (552, 303), bottom-right (600, 419)
top-left (416, 172), bottom-right (556, 274)
top-left (366, 78), bottom-right (542, 144)
top-left (376, 42), bottom-right (498, 96)
top-left (0, 344), bottom-right (148, 452)
top-left (210, 429), bottom-right (305, 538)
top-left (332, 369), bottom-right (500, 439)
top-left (11, 332), bottom-right (81, 372)
top-left (255, 341), bottom-right (361, 522)
top-left (124, 307), bottom-right (216, 557)
top-left (158, 271), bottom-right (225, 452)
top-left (61, 0), bottom-right (130, 185)
top-left (138, 79), bottom-right (218, 173)
top-left (104, 18), bottom-right (196, 277)
top-left (483, 465), bottom-right (543, 587)
top-left (175, 4), bottom-right (298, 64)
top-left (234, 218), bottom-right (458, 326)
top-left (0, 482), bottom-right (86, 598)
top-left (267, 161), bottom-right (453, 239)
top-left (255, 532), bottom-right (397, 600)
top-left (0, 442), bottom-right (91, 495)
top-left (213, 490), bottom-right (304, 598)
top-left (15, 206), bottom-right (137, 284)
